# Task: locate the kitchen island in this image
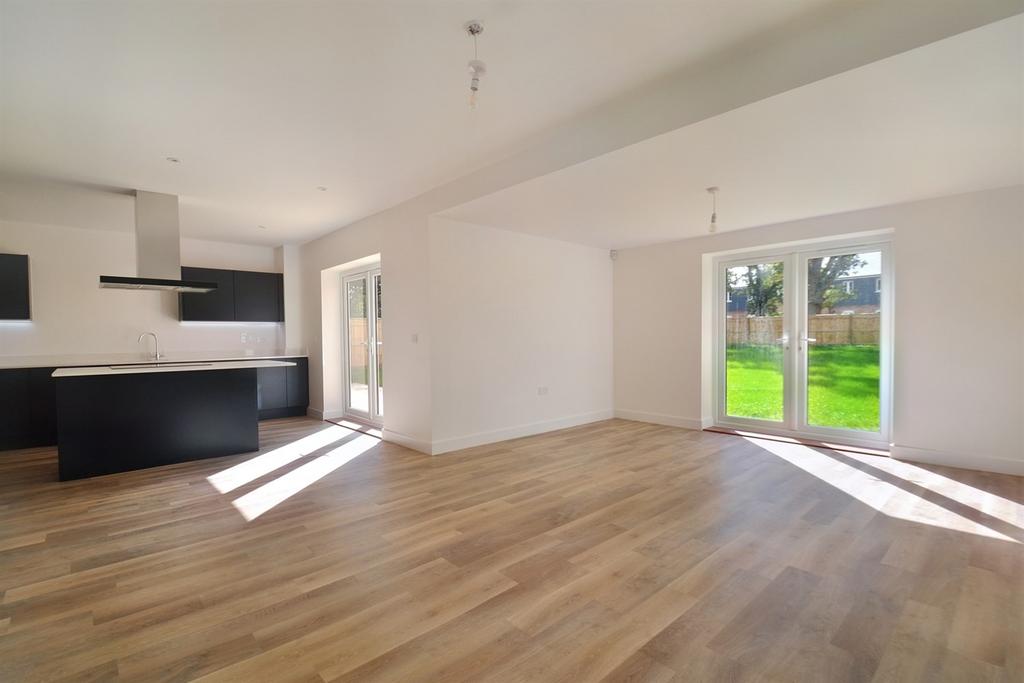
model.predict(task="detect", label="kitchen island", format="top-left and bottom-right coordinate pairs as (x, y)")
top-left (53, 359), bottom-right (294, 480)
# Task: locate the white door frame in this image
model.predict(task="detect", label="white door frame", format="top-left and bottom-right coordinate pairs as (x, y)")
top-left (712, 238), bottom-right (893, 448)
top-left (794, 241), bottom-right (892, 446)
top-left (342, 268), bottom-right (383, 425)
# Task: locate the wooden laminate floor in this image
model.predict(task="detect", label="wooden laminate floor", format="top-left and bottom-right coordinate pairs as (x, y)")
top-left (0, 418), bottom-right (1021, 682)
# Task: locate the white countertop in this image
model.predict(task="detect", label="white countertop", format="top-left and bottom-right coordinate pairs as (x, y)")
top-left (0, 349), bottom-right (307, 370)
top-left (52, 359), bottom-right (296, 378)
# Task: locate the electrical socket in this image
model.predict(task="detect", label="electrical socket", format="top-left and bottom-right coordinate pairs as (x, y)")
top-left (537, 386), bottom-right (548, 396)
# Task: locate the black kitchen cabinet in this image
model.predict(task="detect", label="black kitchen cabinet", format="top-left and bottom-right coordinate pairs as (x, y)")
top-left (0, 367), bottom-right (59, 450)
top-left (1, 356), bottom-right (309, 452)
top-left (234, 271), bottom-right (283, 322)
top-left (28, 367), bottom-right (58, 446)
top-left (257, 365), bottom-right (288, 411)
top-left (0, 253), bottom-right (31, 320)
top-left (179, 267), bottom-right (283, 323)
top-left (179, 267), bottom-right (236, 321)
top-left (257, 357), bottom-right (308, 419)
top-left (286, 357), bottom-right (308, 408)
top-left (0, 369), bottom-right (32, 449)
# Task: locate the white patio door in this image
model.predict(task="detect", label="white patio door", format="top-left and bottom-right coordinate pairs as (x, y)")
top-left (344, 268), bottom-right (383, 424)
top-left (715, 240), bottom-right (891, 447)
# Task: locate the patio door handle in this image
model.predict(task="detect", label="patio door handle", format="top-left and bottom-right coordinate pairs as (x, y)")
top-left (801, 336), bottom-right (817, 343)
top-left (775, 336), bottom-right (790, 350)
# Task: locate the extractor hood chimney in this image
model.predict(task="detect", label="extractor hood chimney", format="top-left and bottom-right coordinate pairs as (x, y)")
top-left (99, 191), bottom-right (217, 293)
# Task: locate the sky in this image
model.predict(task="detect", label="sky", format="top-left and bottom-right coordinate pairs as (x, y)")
top-left (844, 250), bottom-right (881, 276)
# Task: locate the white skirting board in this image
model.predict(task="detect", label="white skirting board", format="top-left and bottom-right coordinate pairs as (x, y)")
top-left (429, 410), bottom-right (615, 455)
top-left (613, 409), bottom-right (705, 431)
top-left (309, 411), bottom-right (614, 456)
top-left (306, 407), bottom-right (346, 421)
top-left (308, 408), bottom-right (426, 451)
top-left (382, 429), bottom-right (432, 455)
top-left (890, 444), bottom-right (1024, 477)
top-left (615, 410), bottom-right (1023, 477)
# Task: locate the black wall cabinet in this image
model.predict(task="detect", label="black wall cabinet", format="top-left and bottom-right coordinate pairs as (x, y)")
top-left (0, 253), bottom-right (31, 320)
top-left (234, 271), bottom-right (282, 322)
top-left (179, 267), bottom-right (283, 322)
top-left (179, 267), bottom-right (236, 321)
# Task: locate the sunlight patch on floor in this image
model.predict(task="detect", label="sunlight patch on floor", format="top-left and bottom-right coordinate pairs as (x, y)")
top-left (332, 419), bottom-right (383, 438)
top-left (231, 434), bottom-right (378, 521)
top-left (207, 425), bottom-right (350, 494)
top-left (841, 451), bottom-right (1024, 530)
top-left (745, 437), bottom-right (1020, 543)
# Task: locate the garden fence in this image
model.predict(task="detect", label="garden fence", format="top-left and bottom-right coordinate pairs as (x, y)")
top-left (726, 313), bottom-right (879, 345)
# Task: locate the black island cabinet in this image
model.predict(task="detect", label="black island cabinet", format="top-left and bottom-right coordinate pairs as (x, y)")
top-left (54, 365), bottom-right (270, 480)
top-left (0, 357), bottom-right (308, 452)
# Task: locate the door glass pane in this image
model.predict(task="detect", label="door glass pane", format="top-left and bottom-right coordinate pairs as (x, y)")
top-left (373, 273), bottom-right (383, 417)
top-left (805, 251), bottom-right (881, 431)
top-left (725, 261), bottom-right (785, 421)
top-left (347, 278), bottom-right (369, 413)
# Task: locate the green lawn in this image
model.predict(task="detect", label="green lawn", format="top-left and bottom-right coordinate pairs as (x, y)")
top-left (726, 344), bottom-right (880, 431)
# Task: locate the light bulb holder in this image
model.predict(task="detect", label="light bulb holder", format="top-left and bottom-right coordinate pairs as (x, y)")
top-left (464, 25), bottom-right (487, 109)
top-left (706, 186), bottom-right (720, 233)
top-left (467, 59), bottom-right (487, 78)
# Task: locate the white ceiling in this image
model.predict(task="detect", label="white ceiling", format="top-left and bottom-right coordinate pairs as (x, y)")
top-left (0, 0), bottom-right (839, 244)
top-left (440, 16), bottom-right (1024, 248)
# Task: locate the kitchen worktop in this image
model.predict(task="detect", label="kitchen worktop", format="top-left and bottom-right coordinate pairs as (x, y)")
top-left (52, 359), bottom-right (296, 378)
top-left (0, 349), bottom-right (307, 370)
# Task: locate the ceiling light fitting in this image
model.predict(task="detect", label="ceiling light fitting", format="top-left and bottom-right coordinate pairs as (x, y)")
top-left (706, 186), bottom-right (719, 233)
top-left (464, 20), bottom-right (486, 110)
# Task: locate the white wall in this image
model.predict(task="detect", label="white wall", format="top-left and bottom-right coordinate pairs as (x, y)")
top-left (0, 220), bottom-right (284, 357)
top-left (276, 244), bottom-right (304, 351)
top-left (294, 2), bottom-right (1017, 456)
top-left (299, 204), bottom-right (433, 451)
top-left (428, 218), bottom-right (613, 453)
top-left (182, 237), bottom-right (278, 272)
top-left (614, 186), bottom-right (1024, 474)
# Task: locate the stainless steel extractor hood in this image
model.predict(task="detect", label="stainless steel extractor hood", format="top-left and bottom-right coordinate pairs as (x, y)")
top-left (99, 191), bottom-right (217, 293)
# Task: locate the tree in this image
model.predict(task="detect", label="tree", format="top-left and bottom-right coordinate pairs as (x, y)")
top-left (744, 263), bottom-right (783, 316)
top-left (347, 283), bottom-right (367, 317)
top-left (807, 255), bottom-right (864, 314)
